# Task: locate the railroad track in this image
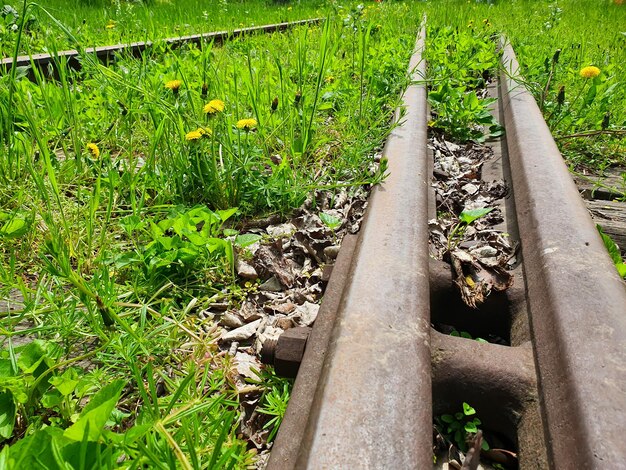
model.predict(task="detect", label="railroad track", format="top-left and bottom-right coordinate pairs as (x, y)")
top-left (262, 27), bottom-right (626, 469)
top-left (0, 18), bottom-right (321, 81)
top-left (4, 18), bottom-right (625, 468)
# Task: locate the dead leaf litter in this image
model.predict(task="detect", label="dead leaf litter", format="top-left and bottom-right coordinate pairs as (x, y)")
top-left (428, 133), bottom-right (516, 308)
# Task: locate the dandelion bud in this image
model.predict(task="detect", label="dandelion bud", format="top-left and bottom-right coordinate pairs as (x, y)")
top-left (117, 100), bottom-right (128, 116)
top-left (294, 90), bottom-right (302, 106)
top-left (552, 49), bottom-right (561, 64)
top-left (201, 83), bottom-right (208, 98)
top-left (557, 86), bottom-right (565, 106)
top-left (271, 97), bottom-right (278, 112)
top-left (602, 112), bottom-right (610, 130)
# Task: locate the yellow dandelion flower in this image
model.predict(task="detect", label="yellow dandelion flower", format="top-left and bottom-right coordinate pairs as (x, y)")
top-left (579, 66), bottom-right (601, 79)
top-left (185, 129), bottom-right (205, 141)
top-left (236, 118), bottom-right (257, 131)
top-left (204, 99), bottom-right (225, 114)
top-left (86, 143), bottom-right (100, 158)
top-left (106, 20), bottom-right (116, 29)
top-left (165, 80), bottom-right (183, 92)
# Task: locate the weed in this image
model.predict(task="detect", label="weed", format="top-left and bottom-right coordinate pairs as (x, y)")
top-left (450, 329), bottom-right (488, 344)
top-left (437, 402), bottom-right (489, 453)
top-left (447, 207), bottom-right (494, 252)
top-left (597, 225), bottom-right (626, 279)
top-left (426, 26), bottom-right (503, 143)
top-left (256, 369), bottom-right (292, 442)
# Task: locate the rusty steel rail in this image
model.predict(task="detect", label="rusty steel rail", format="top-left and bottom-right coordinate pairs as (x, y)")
top-left (262, 31), bottom-right (626, 470)
top-left (500, 43), bottom-right (626, 467)
top-left (267, 25), bottom-right (431, 470)
top-left (0, 18), bottom-right (321, 81)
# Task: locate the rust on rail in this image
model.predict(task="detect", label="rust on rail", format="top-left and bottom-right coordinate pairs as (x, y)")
top-left (500, 41), bottom-right (626, 468)
top-left (267, 24), bottom-right (431, 470)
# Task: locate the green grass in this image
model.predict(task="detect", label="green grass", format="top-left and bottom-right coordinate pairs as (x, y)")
top-left (0, 1), bottom-right (422, 466)
top-left (1, 0), bottom-right (625, 466)
top-left (423, 0), bottom-right (626, 169)
top-left (1, 0), bottom-right (328, 57)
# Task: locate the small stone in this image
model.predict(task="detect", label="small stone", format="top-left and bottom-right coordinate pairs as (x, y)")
top-left (292, 301), bottom-right (319, 327)
top-left (266, 223), bottom-right (296, 238)
top-left (239, 301), bottom-right (262, 323)
top-left (470, 246), bottom-right (498, 258)
top-left (208, 302), bottom-right (229, 311)
top-left (219, 312), bottom-right (244, 329)
top-left (259, 276), bottom-right (283, 292)
top-left (236, 259), bottom-right (258, 280)
top-left (275, 317), bottom-right (294, 330)
top-left (462, 183), bottom-right (479, 195)
top-left (221, 319), bottom-right (261, 342)
top-left (324, 245), bottom-right (340, 261)
top-left (264, 301), bottom-right (296, 315)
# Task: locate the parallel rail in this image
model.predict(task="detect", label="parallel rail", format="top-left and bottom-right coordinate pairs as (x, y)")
top-left (264, 28), bottom-right (626, 469)
top-left (0, 18), bottom-right (321, 81)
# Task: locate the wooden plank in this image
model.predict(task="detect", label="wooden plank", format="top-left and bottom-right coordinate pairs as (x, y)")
top-left (584, 199), bottom-right (626, 253)
top-left (575, 168), bottom-right (626, 200)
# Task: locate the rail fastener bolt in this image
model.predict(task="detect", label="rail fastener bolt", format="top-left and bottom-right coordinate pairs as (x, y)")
top-left (261, 326), bottom-right (312, 378)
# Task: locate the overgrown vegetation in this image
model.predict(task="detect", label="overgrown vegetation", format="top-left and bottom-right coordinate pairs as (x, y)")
top-left (0, 1), bottom-right (420, 466)
top-left (2, 0), bottom-right (625, 466)
top-left (1, 0), bottom-right (325, 56)
top-left (424, 0), bottom-right (626, 170)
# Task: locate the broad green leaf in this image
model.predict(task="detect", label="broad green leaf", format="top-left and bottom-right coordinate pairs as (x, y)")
top-left (17, 340), bottom-right (50, 374)
top-left (4, 427), bottom-right (66, 469)
top-left (216, 208), bottom-right (238, 224)
top-left (584, 84), bottom-right (597, 107)
top-left (597, 225), bottom-right (626, 279)
top-left (0, 359), bottom-right (15, 378)
top-left (0, 217), bottom-right (29, 239)
top-left (50, 368), bottom-right (79, 396)
top-left (459, 208), bottom-right (493, 225)
top-left (464, 421), bottom-right (478, 433)
top-left (41, 389), bottom-right (63, 408)
top-left (235, 233), bottom-right (262, 248)
top-left (0, 392), bottom-right (16, 440)
top-left (185, 231), bottom-right (208, 246)
top-left (64, 380), bottom-right (124, 442)
top-left (463, 402), bottom-right (476, 416)
top-left (440, 414), bottom-right (454, 423)
top-left (319, 212), bottom-right (342, 230)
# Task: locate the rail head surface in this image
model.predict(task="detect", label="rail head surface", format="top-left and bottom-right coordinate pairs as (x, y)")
top-left (271, 25), bottom-right (431, 470)
top-left (500, 42), bottom-right (626, 468)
